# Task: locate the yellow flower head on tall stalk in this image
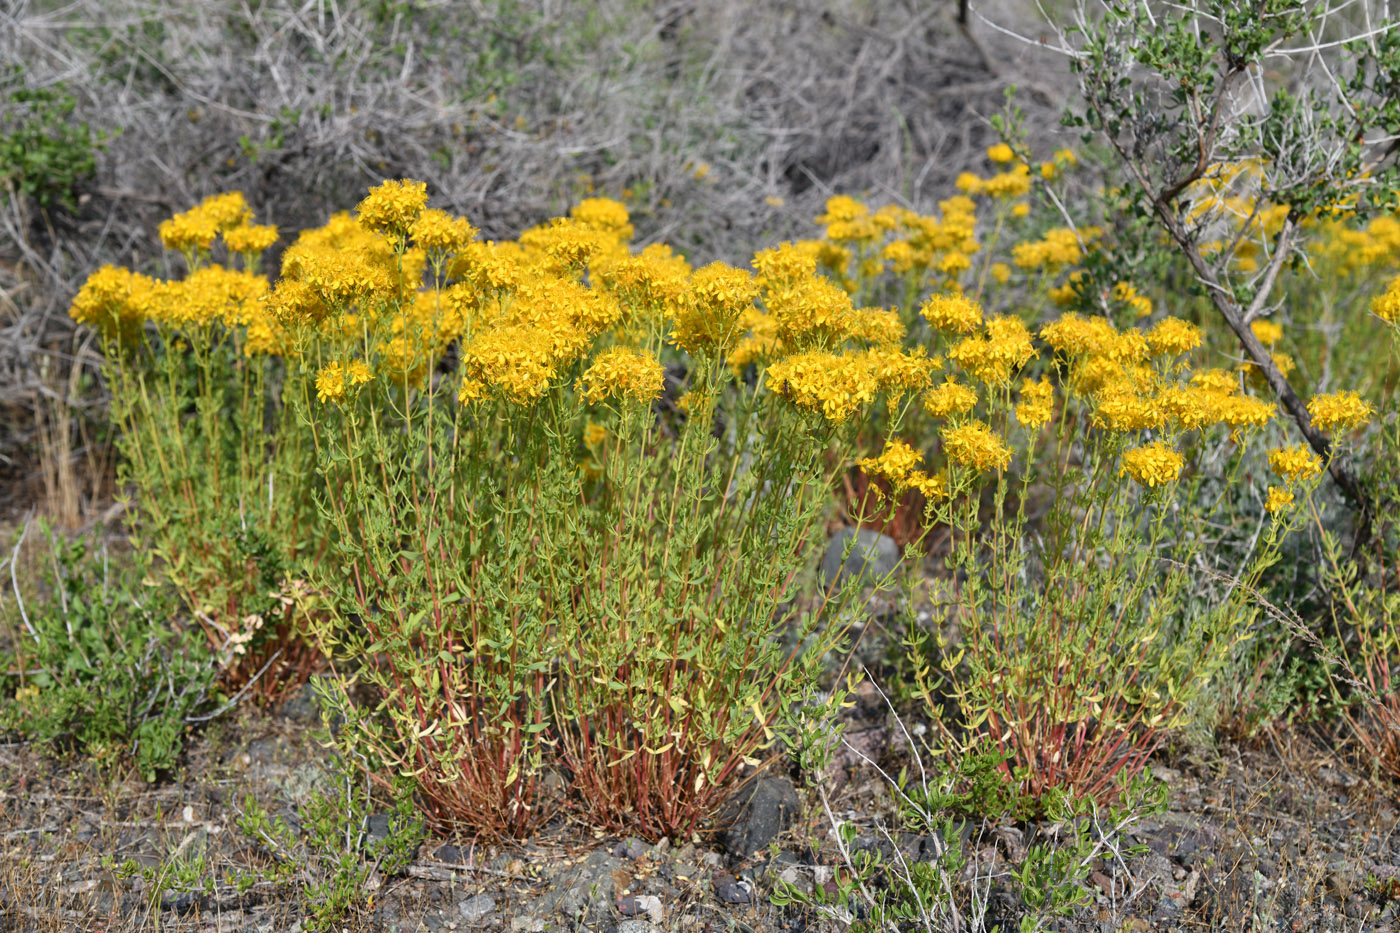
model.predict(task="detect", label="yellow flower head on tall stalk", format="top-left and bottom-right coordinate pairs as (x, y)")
top-left (728, 309), bottom-right (784, 375)
top-left (451, 240), bottom-right (524, 295)
top-left (519, 217), bottom-right (606, 275)
top-left (410, 209), bottom-right (476, 254)
top-left (1371, 276), bottom-right (1400, 324)
top-left (1040, 312), bottom-right (1117, 357)
top-left (149, 264), bottom-right (269, 329)
top-left (570, 197), bottom-right (633, 243)
top-left (865, 347), bottom-right (936, 395)
top-left (1015, 376), bottom-right (1055, 429)
top-left (948, 316), bottom-right (1036, 385)
top-left (1190, 368), bottom-right (1240, 395)
top-left (850, 307), bottom-right (906, 346)
top-left (462, 325), bottom-right (564, 404)
top-left (356, 178), bottom-right (428, 243)
top-left (1146, 317), bottom-right (1202, 357)
top-left (766, 274), bottom-right (856, 349)
top-left (1093, 380), bottom-right (1167, 432)
top-left (670, 262), bottom-right (759, 356)
top-left (199, 192), bottom-right (252, 229)
top-left (766, 350), bottom-right (881, 424)
top-left (597, 243), bottom-right (691, 318)
top-left (1120, 442), bottom-right (1184, 487)
top-left (987, 142), bottom-right (1015, 164)
top-left (983, 164), bottom-right (1032, 199)
top-left (920, 292), bottom-right (983, 334)
top-left (1307, 391), bottom-right (1373, 433)
top-left (1250, 319), bottom-right (1284, 346)
top-left (576, 347), bottom-right (664, 405)
top-left (281, 245), bottom-right (395, 313)
top-left (1214, 393), bottom-right (1275, 431)
top-left (315, 361), bottom-right (347, 403)
top-left (942, 421), bottom-right (1012, 472)
top-left (753, 241), bottom-right (820, 289)
top-left (69, 265), bottom-right (159, 338)
top-left (1264, 485), bottom-right (1295, 514)
top-left (159, 211), bottom-right (220, 254)
top-left (1109, 282), bottom-right (1152, 319)
top-left (223, 223), bottom-right (279, 255)
top-left (1268, 444), bottom-right (1323, 483)
top-left (955, 172), bottom-right (984, 195)
top-left (1013, 227), bottom-right (1092, 269)
top-left (923, 378), bottom-right (978, 420)
top-left (1156, 385), bottom-right (1220, 432)
top-left (859, 439), bottom-right (925, 494)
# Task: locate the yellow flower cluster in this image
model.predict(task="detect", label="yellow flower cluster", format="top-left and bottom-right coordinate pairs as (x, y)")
top-left (947, 316), bottom-right (1036, 385)
top-left (576, 348), bottom-right (664, 405)
top-left (1145, 317), bottom-right (1202, 357)
top-left (671, 262), bottom-right (759, 355)
top-left (767, 348), bottom-right (927, 424)
top-left (1264, 485), bottom-right (1295, 514)
top-left (1372, 276), bottom-right (1400, 325)
top-left (1267, 444), bottom-right (1322, 483)
top-left (159, 192), bottom-right (251, 253)
top-left (923, 378), bottom-right (978, 419)
top-left (356, 178), bottom-right (428, 241)
top-left (1013, 227), bottom-right (1096, 270)
top-left (68, 265), bottom-right (159, 339)
top-left (942, 421), bottom-right (1012, 472)
top-left (224, 223), bottom-right (279, 255)
top-left (1120, 442), bottom-right (1184, 487)
top-left (1307, 391), bottom-right (1373, 433)
top-left (920, 292), bottom-right (983, 334)
top-left (410, 209), bottom-right (477, 253)
top-left (1015, 376), bottom-right (1055, 429)
top-left (858, 439), bottom-right (946, 499)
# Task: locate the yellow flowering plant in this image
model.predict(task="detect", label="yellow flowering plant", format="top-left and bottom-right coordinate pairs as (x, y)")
top-left (69, 194), bottom-right (322, 700)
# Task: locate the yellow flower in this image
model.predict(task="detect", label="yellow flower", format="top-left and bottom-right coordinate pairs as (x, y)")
top-left (223, 223), bottom-right (279, 254)
top-left (69, 264), bottom-right (159, 338)
top-left (347, 359), bottom-right (374, 385)
top-left (766, 274), bottom-right (856, 349)
top-left (1372, 276), bottom-right (1400, 324)
top-left (1146, 317), bottom-right (1202, 356)
top-left (990, 262), bottom-right (1011, 285)
top-left (983, 164), bottom-right (1032, 199)
top-left (858, 439), bottom-right (925, 494)
top-left (1093, 381), bottom-right (1166, 432)
top-left (315, 362), bottom-right (347, 403)
top-left (356, 178), bottom-right (429, 241)
top-left (1012, 202), bottom-right (1031, 219)
top-left (576, 347), bottom-right (664, 405)
top-left (1041, 312), bottom-right (1117, 357)
top-left (1015, 376), bottom-right (1055, 429)
top-left (920, 292), bottom-right (983, 334)
top-left (923, 378), bottom-right (978, 419)
top-left (767, 350), bottom-right (882, 424)
top-left (410, 209), bottom-right (476, 252)
top-left (947, 316), bottom-right (1036, 385)
top-left (1307, 391), bottom-right (1373, 433)
top-left (670, 262), bottom-right (758, 355)
top-left (1214, 393), bottom-right (1275, 430)
top-left (1113, 282), bottom-right (1153, 319)
top-left (1120, 442), bottom-right (1184, 487)
top-left (1268, 444), bottom-right (1322, 483)
top-left (909, 470), bottom-right (948, 500)
top-left (570, 197), bottom-right (634, 242)
top-left (987, 142), bottom-right (1015, 163)
top-left (1250, 319), bottom-right (1284, 346)
top-left (942, 421), bottom-right (1012, 472)
top-left (955, 172), bottom-right (984, 195)
top-left (583, 421), bottom-right (608, 448)
top-left (1264, 485), bottom-right (1295, 514)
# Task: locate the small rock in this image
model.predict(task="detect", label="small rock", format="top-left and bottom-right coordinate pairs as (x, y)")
top-left (437, 844), bottom-right (463, 863)
top-left (820, 528), bottom-right (902, 587)
top-left (366, 813), bottom-right (391, 841)
top-left (458, 894), bottom-right (496, 922)
top-left (616, 921), bottom-right (659, 933)
top-left (719, 775), bottom-right (801, 857)
top-left (613, 837), bottom-right (649, 860)
top-left (811, 865), bottom-right (833, 885)
top-left (510, 918), bottom-right (544, 933)
top-left (716, 879), bottom-right (754, 905)
top-left (617, 894), bottom-right (663, 922)
top-left (530, 849), bottom-right (626, 921)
